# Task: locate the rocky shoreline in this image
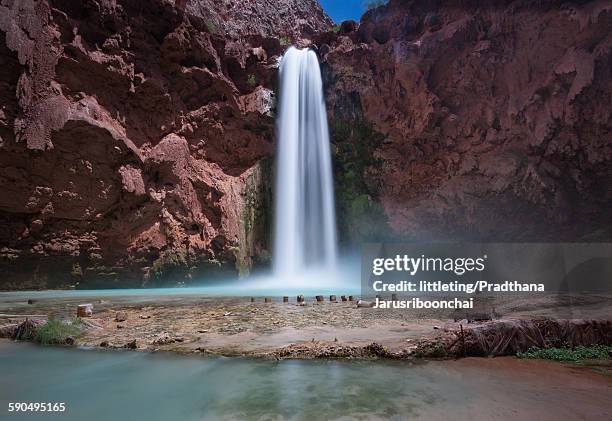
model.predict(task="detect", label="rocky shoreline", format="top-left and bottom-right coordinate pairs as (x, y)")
top-left (2, 292), bottom-right (611, 360)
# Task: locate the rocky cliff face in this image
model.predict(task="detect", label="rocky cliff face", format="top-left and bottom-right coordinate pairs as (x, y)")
top-left (0, 0), bottom-right (330, 289)
top-left (1, 0), bottom-right (610, 290)
top-left (321, 0), bottom-right (611, 243)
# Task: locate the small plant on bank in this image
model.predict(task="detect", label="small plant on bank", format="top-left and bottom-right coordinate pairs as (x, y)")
top-left (34, 316), bottom-right (82, 345)
top-left (517, 345), bottom-right (612, 362)
top-left (280, 36), bottom-right (290, 46)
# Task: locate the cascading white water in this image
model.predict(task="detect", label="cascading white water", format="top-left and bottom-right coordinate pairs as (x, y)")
top-left (273, 47), bottom-right (338, 279)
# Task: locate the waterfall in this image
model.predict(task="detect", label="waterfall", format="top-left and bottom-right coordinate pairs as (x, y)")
top-left (273, 47), bottom-right (338, 278)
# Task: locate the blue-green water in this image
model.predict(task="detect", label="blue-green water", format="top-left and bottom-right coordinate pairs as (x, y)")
top-left (1, 341), bottom-right (610, 420)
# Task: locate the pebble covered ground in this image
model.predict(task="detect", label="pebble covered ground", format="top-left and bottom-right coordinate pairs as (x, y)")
top-left (1, 293), bottom-right (611, 358)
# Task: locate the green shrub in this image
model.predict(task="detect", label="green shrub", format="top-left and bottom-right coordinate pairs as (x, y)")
top-left (150, 250), bottom-right (189, 280)
top-left (34, 317), bottom-right (82, 345)
top-left (517, 345), bottom-right (611, 362)
top-left (330, 116), bottom-right (391, 244)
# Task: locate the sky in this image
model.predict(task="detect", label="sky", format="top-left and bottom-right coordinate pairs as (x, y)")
top-left (319, 0), bottom-right (369, 23)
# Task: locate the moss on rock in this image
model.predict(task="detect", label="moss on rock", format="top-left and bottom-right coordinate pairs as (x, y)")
top-left (330, 115), bottom-right (391, 245)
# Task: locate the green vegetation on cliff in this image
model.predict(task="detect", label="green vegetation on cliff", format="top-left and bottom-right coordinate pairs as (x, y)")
top-left (238, 158), bottom-right (272, 276)
top-left (330, 116), bottom-right (391, 245)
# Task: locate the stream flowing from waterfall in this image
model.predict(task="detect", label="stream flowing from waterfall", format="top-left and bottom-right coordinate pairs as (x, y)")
top-left (2, 341), bottom-right (611, 420)
top-left (273, 47), bottom-right (338, 279)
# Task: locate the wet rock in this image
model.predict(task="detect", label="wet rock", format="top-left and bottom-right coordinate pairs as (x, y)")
top-left (364, 342), bottom-right (389, 357)
top-left (77, 304), bottom-right (93, 317)
top-left (99, 341), bottom-right (109, 347)
top-left (115, 312), bottom-right (128, 322)
top-left (124, 339), bottom-right (137, 349)
top-left (13, 318), bottom-right (43, 340)
top-left (27, 299), bottom-right (36, 305)
top-left (152, 332), bottom-right (176, 345)
top-left (0, 324), bottom-right (18, 338)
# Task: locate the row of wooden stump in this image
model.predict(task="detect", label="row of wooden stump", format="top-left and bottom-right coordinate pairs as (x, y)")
top-left (252, 295), bottom-right (357, 303)
top-left (37, 294), bottom-right (398, 318)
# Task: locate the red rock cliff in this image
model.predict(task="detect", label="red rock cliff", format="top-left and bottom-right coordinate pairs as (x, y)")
top-left (321, 0), bottom-right (611, 243)
top-left (1, 0), bottom-right (610, 290)
top-left (0, 0), bottom-right (330, 289)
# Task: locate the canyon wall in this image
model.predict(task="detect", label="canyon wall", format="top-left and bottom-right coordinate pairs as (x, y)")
top-left (0, 0), bottom-right (330, 289)
top-left (321, 0), bottom-right (611, 244)
top-left (1, 0), bottom-right (610, 289)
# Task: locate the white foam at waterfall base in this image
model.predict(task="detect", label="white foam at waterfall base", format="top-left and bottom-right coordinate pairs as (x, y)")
top-left (273, 46), bottom-right (338, 282)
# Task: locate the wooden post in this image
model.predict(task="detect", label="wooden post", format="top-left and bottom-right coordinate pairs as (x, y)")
top-left (265, 297), bottom-right (272, 303)
top-left (348, 296), bottom-right (354, 301)
top-left (341, 295), bottom-right (347, 301)
top-left (297, 295), bottom-right (305, 303)
top-left (283, 296), bottom-right (289, 303)
top-left (315, 295), bottom-right (324, 302)
top-left (77, 304), bottom-right (93, 317)
top-left (329, 295), bottom-right (337, 302)
top-left (250, 297), bottom-right (255, 303)
top-left (391, 293), bottom-right (398, 301)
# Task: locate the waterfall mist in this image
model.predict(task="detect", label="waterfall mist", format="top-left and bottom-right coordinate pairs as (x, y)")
top-left (273, 47), bottom-right (338, 279)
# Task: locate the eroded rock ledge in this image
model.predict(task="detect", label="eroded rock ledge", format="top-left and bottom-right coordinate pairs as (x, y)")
top-left (0, 0), bottom-right (330, 289)
top-left (321, 0), bottom-right (611, 244)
